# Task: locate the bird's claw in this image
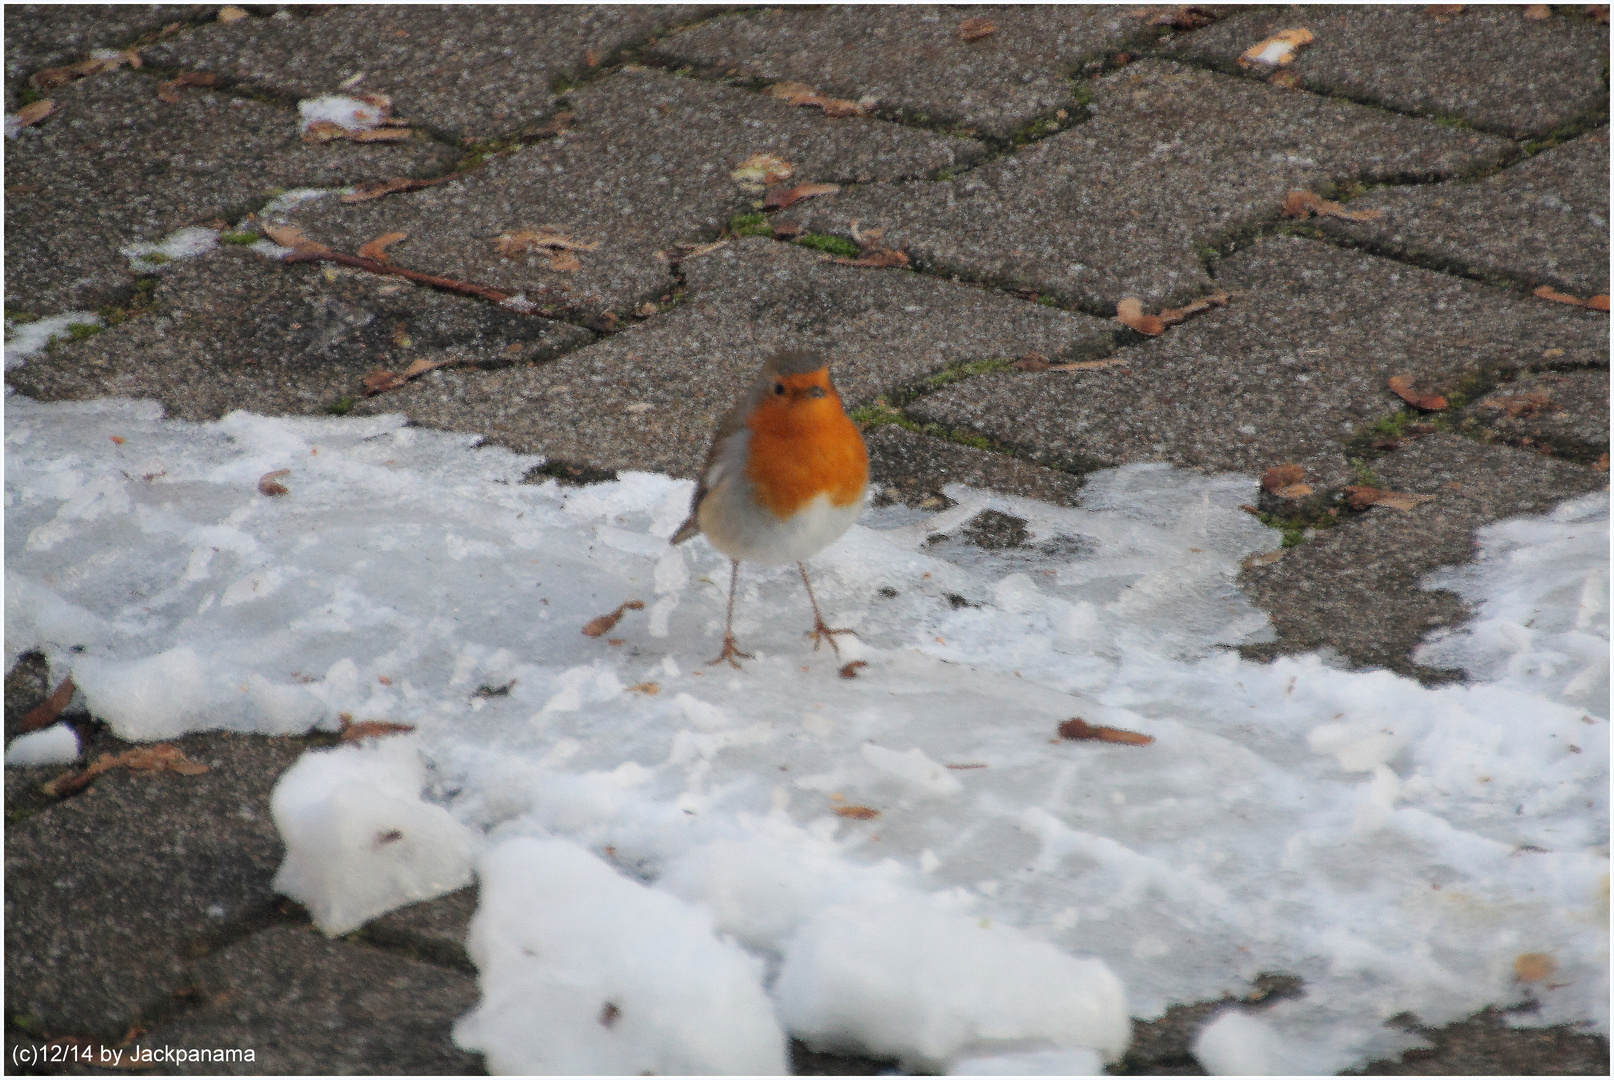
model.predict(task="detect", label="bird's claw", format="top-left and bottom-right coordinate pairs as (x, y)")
top-left (708, 635), bottom-right (754, 669)
top-left (808, 620), bottom-right (857, 659)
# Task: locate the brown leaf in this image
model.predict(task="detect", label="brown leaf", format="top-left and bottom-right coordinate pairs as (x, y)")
top-left (1281, 189), bottom-right (1382, 221)
top-left (301, 119), bottom-right (346, 142)
top-left (260, 223), bottom-right (330, 255)
top-left (218, 5), bottom-right (249, 21)
top-left (527, 111), bottom-right (576, 139)
top-left (339, 714), bottom-right (417, 742)
top-left (46, 743), bottom-right (211, 796)
top-left (342, 176), bottom-right (442, 202)
top-left (1058, 717), bottom-right (1154, 745)
top-left (585, 47), bottom-right (602, 68)
top-left (547, 251), bottom-right (583, 273)
top-left (771, 220), bottom-right (804, 240)
top-left (764, 182), bottom-right (841, 210)
top-left (1387, 374), bottom-right (1449, 411)
top-left (1588, 4), bottom-right (1610, 23)
top-left (1044, 357), bottom-right (1130, 372)
top-left (399, 356), bottom-right (459, 379)
top-left (258, 469), bottom-right (291, 497)
top-left (495, 228), bottom-right (601, 256)
top-left (1157, 290), bottom-right (1231, 326)
top-left (1147, 6), bottom-right (1220, 30)
top-left (627, 682), bottom-right (661, 694)
top-left (30, 67), bottom-right (77, 90)
top-left (20, 677), bottom-right (77, 734)
top-left (1344, 485), bottom-right (1436, 511)
top-left (1522, 4), bottom-right (1553, 16)
top-left (1425, 3), bottom-right (1466, 13)
top-left (362, 369), bottom-right (407, 396)
top-left (1016, 352), bottom-right (1051, 372)
top-left (1116, 297), bottom-right (1165, 335)
top-left (732, 152), bottom-right (795, 186)
top-left (1594, 452), bottom-right (1609, 472)
top-left (582, 600), bottom-right (645, 637)
top-left (838, 660), bottom-right (868, 679)
top-left (827, 249), bottom-right (910, 269)
top-left (1274, 483), bottom-right (1313, 499)
top-left (957, 16), bottom-right (998, 41)
top-left (356, 231), bottom-right (408, 262)
top-left (347, 126), bottom-right (413, 142)
top-left (13, 99), bottom-right (56, 128)
top-left (766, 83), bottom-right (866, 118)
top-left (1261, 463), bottom-right (1307, 493)
top-left (1534, 284), bottom-right (1608, 310)
top-left (1482, 391), bottom-right (1556, 418)
top-left (1268, 68), bottom-right (1303, 89)
top-left (833, 805), bottom-right (881, 819)
top-left (1514, 952), bottom-right (1556, 982)
top-left (1238, 28), bottom-right (1315, 67)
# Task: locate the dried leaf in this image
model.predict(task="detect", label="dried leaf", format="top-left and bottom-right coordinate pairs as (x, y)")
top-left (115, 745), bottom-right (210, 774)
top-left (833, 805), bottom-right (881, 819)
top-left (1424, 4), bottom-right (1466, 14)
top-left (1116, 297), bottom-right (1165, 335)
top-left (676, 238), bottom-right (728, 259)
top-left (339, 714), bottom-right (417, 741)
top-left (356, 231), bottom-right (408, 262)
top-left (363, 370), bottom-right (407, 395)
top-left (1514, 952), bottom-right (1556, 982)
top-left (217, 5), bottom-right (249, 21)
top-left (347, 126), bottom-right (413, 142)
top-left (627, 682), bottom-right (660, 694)
top-left (13, 99), bottom-right (56, 128)
top-left (1058, 717), bottom-right (1154, 745)
top-left (20, 677), bottom-right (77, 733)
top-left (1238, 28), bottom-right (1314, 67)
top-left (1016, 352), bottom-right (1050, 372)
top-left (1387, 374), bottom-right (1449, 411)
top-left (1274, 483), bottom-right (1313, 498)
top-left (1482, 391), bottom-right (1556, 418)
top-left (1588, 4), bottom-right (1610, 23)
top-left (258, 468), bottom-right (291, 496)
top-left (826, 248), bottom-right (910, 269)
top-left (547, 251), bottom-right (582, 273)
top-left (1344, 485), bottom-right (1436, 511)
top-left (495, 228), bottom-right (601, 256)
top-left (400, 356), bottom-right (458, 379)
top-left (1261, 463), bottom-right (1308, 493)
top-left (1268, 68), bottom-right (1303, 89)
top-left (1534, 284), bottom-right (1608, 310)
top-left (302, 119), bottom-right (346, 142)
top-left (342, 176), bottom-right (442, 202)
top-left (1147, 6), bottom-right (1220, 30)
top-left (259, 223), bottom-right (329, 255)
top-left (30, 67), bottom-right (77, 90)
top-left (838, 660), bottom-right (868, 679)
top-left (957, 16), bottom-right (998, 41)
top-left (1157, 290), bottom-right (1231, 326)
top-left (1281, 189), bottom-right (1382, 221)
top-left (585, 47), bottom-right (602, 68)
top-left (766, 82), bottom-right (866, 117)
top-left (764, 182), bottom-right (841, 210)
top-left (1044, 357), bottom-right (1130, 372)
top-left (1523, 4), bottom-right (1553, 16)
top-left (771, 220), bottom-right (804, 240)
top-left (731, 152), bottom-right (795, 186)
top-left (582, 600), bottom-right (645, 637)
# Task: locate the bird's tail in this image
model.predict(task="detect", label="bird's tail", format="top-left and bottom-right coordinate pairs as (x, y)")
top-left (670, 514), bottom-right (699, 545)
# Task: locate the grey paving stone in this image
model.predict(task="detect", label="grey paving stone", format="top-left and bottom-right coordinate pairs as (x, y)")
top-left (4, 732), bottom-right (307, 1039)
top-left (153, 924), bottom-right (483, 1075)
top-left (1167, 4), bottom-right (1610, 140)
top-left (357, 886), bottom-right (477, 973)
top-left (4, 67), bottom-right (456, 317)
top-left (791, 59), bottom-right (1512, 312)
top-left (866, 425), bottom-right (1088, 510)
top-left (349, 236), bottom-right (1113, 478)
top-left (6, 245), bottom-right (592, 421)
top-left (1465, 369), bottom-right (1611, 467)
top-left (287, 66), bottom-right (984, 322)
top-left (3, 3), bottom-right (206, 109)
top-left (1322, 128), bottom-right (1611, 297)
top-left (143, 4), bottom-right (723, 140)
top-left (1238, 433), bottom-right (1604, 676)
top-left (651, 4), bottom-right (1174, 139)
top-left (905, 236), bottom-right (1610, 489)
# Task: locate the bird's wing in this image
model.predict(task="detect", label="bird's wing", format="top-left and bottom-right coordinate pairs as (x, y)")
top-left (671, 375), bottom-right (764, 545)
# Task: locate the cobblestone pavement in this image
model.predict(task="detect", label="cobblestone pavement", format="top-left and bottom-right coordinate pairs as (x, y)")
top-left (4, 5), bottom-right (1608, 1075)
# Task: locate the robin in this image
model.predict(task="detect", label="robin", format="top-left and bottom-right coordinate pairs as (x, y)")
top-left (672, 349), bottom-right (869, 667)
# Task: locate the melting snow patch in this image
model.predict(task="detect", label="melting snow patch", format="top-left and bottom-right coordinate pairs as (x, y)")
top-left (5, 723), bottom-right (80, 766)
top-left (297, 94), bottom-right (387, 134)
top-left (2, 395), bottom-right (1605, 1072)
top-left (122, 226), bottom-right (219, 271)
top-left (4, 313), bottom-right (103, 370)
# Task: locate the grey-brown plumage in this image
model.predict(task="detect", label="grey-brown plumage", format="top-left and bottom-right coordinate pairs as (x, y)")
top-left (670, 349), bottom-right (828, 545)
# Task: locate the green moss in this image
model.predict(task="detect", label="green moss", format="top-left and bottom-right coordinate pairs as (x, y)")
top-left (728, 212), bottom-right (772, 238)
top-left (1347, 457), bottom-right (1379, 487)
top-left (220, 230), bottom-right (262, 245)
top-left (1071, 82), bottom-right (1095, 109)
top-left (935, 168), bottom-right (955, 182)
top-left (1012, 115), bottom-right (1064, 145)
top-left (138, 252), bottom-right (173, 266)
top-left (325, 396), bottom-right (355, 416)
top-left (922, 357), bottom-right (1013, 392)
top-left (794, 233), bottom-right (859, 258)
top-left (17, 85), bottom-right (43, 106)
top-left (66, 322), bottom-right (103, 341)
top-left (5, 310), bottom-right (38, 325)
top-left (1255, 510), bottom-right (1310, 548)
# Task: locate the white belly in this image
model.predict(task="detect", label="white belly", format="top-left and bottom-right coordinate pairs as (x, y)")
top-left (700, 483), bottom-right (864, 566)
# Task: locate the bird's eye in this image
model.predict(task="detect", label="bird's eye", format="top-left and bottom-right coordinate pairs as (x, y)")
top-left (773, 382), bottom-right (786, 395)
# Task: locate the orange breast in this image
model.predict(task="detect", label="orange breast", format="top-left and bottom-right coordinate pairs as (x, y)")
top-left (745, 395), bottom-right (869, 520)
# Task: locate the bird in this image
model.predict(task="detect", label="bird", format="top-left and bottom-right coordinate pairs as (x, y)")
top-left (671, 349), bottom-right (869, 667)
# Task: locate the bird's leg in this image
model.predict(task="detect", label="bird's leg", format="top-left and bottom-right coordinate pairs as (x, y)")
top-left (709, 558), bottom-right (753, 668)
top-left (799, 562), bottom-right (856, 659)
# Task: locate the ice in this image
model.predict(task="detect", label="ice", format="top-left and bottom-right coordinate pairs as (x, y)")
top-left (4, 313), bottom-right (104, 370)
top-left (5, 723), bottom-right (80, 766)
top-left (452, 835), bottom-right (787, 1075)
top-left (271, 738), bottom-right (477, 935)
top-left (297, 95), bottom-right (387, 134)
top-left (3, 394), bottom-right (1606, 1073)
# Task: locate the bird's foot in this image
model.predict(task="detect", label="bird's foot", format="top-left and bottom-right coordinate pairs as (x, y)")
top-left (708, 635), bottom-right (754, 669)
top-left (808, 619), bottom-right (857, 659)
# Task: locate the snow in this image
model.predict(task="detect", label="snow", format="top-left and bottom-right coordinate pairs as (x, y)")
top-left (949, 1046), bottom-right (1103, 1075)
top-left (5, 723), bottom-right (80, 766)
top-left (271, 737), bottom-right (477, 935)
top-left (453, 835), bottom-right (788, 1074)
top-left (297, 95), bottom-right (387, 134)
top-left (4, 312), bottom-right (103, 370)
top-left (1192, 1010), bottom-right (1290, 1075)
top-left (122, 226), bottom-right (219, 271)
top-left (4, 394), bottom-right (1606, 1074)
